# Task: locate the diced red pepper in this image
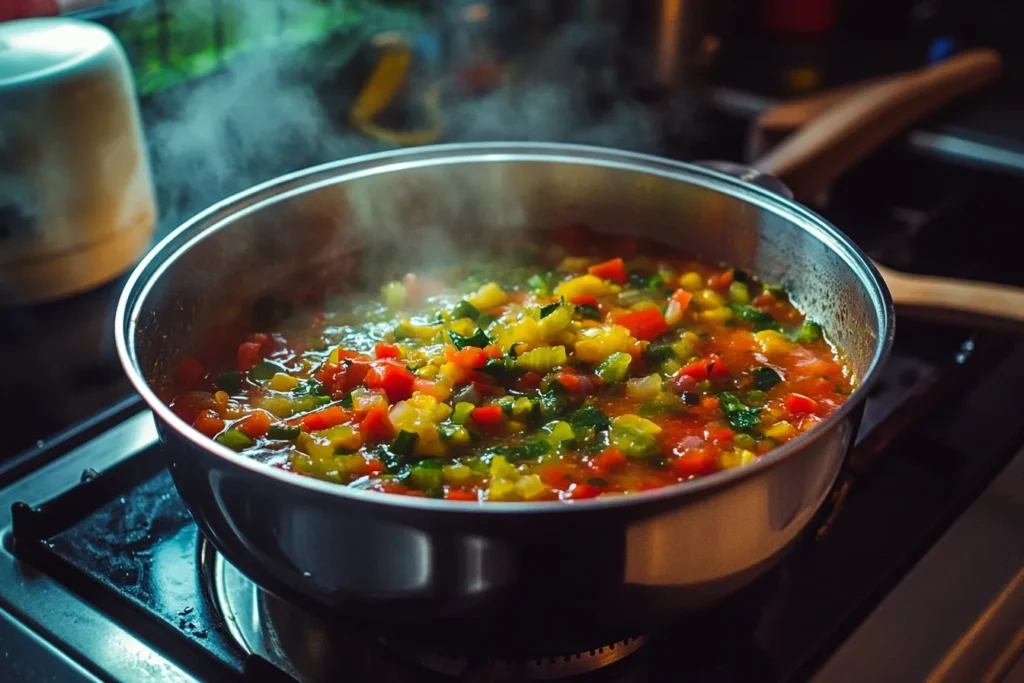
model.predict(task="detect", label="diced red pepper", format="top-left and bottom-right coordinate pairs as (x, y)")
top-left (784, 393), bottom-right (819, 415)
top-left (670, 448), bottom-right (719, 478)
top-left (569, 294), bottom-right (599, 306)
top-left (591, 447), bottom-right (627, 473)
top-left (677, 355), bottom-right (729, 381)
top-left (364, 361), bottom-right (416, 402)
top-left (360, 405), bottom-right (395, 442)
top-left (237, 341), bottom-right (262, 372)
top-left (470, 404), bottom-right (505, 428)
top-left (374, 343), bottom-right (401, 359)
top-left (445, 489), bottom-right (478, 501)
top-left (707, 270), bottom-right (734, 290)
top-left (364, 459), bottom-right (385, 476)
top-left (452, 346), bottom-right (489, 369)
top-left (175, 355), bottom-right (205, 389)
top-left (618, 308), bottom-right (669, 341)
top-left (588, 257), bottom-right (628, 284)
top-left (301, 405), bottom-right (350, 431)
top-left (670, 288), bottom-right (693, 310)
top-left (557, 374), bottom-right (583, 393)
top-left (247, 332), bottom-right (274, 354)
top-left (237, 410), bottom-right (271, 439)
top-left (752, 292), bottom-right (775, 308)
top-left (516, 372), bottom-right (543, 392)
top-left (192, 409), bottom-right (224, 438)
top-left (568, 482), bottom-right (603, 499)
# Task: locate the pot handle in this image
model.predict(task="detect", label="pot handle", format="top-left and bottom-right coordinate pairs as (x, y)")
top-left (697, 161), bottom-right (1024, 331)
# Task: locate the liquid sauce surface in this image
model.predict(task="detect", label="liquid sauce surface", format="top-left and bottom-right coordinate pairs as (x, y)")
top-left (166, 228), bottom-right (854, 502)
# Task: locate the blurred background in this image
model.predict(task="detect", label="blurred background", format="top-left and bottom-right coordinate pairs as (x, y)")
top-left (1, 0), bottom-right (1021, 456)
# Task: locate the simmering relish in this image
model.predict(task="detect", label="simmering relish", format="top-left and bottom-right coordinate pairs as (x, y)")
top-left (166, 229), bottom-right (853, 502)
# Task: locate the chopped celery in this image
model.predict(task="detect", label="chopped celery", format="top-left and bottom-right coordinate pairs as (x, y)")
top-left (595, 352), bottom-right (632, 384)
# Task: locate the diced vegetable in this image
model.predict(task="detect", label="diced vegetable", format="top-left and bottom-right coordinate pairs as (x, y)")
top-left (268, 373), bottom-right (298, 392)
top-left (216, 429), bottom-right (254, 451)
top-left (515, 345), bottom-right (567, 373)
top-left (784, 393), bottom-right (819, 415)
top-left (618, 308), bottom-right (668, 341)
top-left (595, 351), bottom-right (632, 384)
top-left (452, 300), bottom-right (480, 320)
top-left (268, 424), bottom-right (301, 440)
top-left (751, 366), bottom-right (783, 390)
top-left (587, 257), bottom-right (628, 284)
top-left (718, 392), bottom-right (760, 432)
top-left (626, 373), bottom-right (663, 400)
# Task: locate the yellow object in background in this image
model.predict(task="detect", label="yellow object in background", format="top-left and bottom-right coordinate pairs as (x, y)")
top-left (349, 33), bottom-right (442, 146)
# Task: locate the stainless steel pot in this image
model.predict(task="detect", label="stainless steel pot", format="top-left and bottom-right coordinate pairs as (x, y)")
top-left (115, 143), bottom-right (892, 653)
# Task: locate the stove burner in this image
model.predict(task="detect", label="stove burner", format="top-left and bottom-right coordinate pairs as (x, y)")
top-left (380, 636), bottom-right (646, 680)
top-left (202, 538), bottom-right (644, 681)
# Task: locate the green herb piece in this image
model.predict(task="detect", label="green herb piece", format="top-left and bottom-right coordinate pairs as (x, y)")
top-left (248, 360), bottom-right (281, 381)
top-left (339, 392), bottom-right (354, 408)
top-left (268, 425), bottom-right (301, 440)
top-left (391, 430), bottom-right (418, 457)
top-left (488, 440), bottom-right (551, 463)
top-left (540, 298), bottom-right (563, 319)
top-left (751, 366), bottom-right (783, 390)
top-left (643, 344), bottom-right (675, 366)
top-left (730, 305), bottom-right (781, 332)
top-left (216, 429), bottom-right (254, 451)
top-left (576, 304), bottom-right (602, 320)
top-left (450, 328), bottom-right (491, 350)
top-left (451, 300), bottom-right (480, 320)
top-left (215, 371), bottom-right (243, 394)
top-left (480, 356), bottom-right (519, 382)
top-left (569, 405), bottom-right (611, 432)
top-left (539, 391), bottom-right (566, 421)
top-left (718, 392), bottom-right (761, 432)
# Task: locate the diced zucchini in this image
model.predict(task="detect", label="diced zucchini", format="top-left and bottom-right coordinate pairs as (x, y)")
top-left (595, 351), bottom-right (632, 384)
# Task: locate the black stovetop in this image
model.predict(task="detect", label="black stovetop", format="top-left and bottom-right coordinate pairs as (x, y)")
top-left (2, 141), bottom-right (1023, 682)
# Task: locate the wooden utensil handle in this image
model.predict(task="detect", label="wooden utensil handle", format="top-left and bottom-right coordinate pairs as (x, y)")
top-left (752, 49), bottom-right (1002, 199)
top-left (878, 263), bottom-right (1024, 331)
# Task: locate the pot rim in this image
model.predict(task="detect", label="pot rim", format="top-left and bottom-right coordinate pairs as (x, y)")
top-left (115, 142), bottom-right (895, 516)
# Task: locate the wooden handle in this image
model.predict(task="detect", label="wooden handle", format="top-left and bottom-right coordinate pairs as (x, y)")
top-left (752, 49), bottom-right (1002, 199)
top-left (877, 262), bottom-right (1024, 331)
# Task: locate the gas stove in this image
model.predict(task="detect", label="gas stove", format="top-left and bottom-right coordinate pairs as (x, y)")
top-left (1, 142), bottom-right (1023, 682)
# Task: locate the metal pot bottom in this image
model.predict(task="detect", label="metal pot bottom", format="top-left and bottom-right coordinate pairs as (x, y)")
top-left (201, 537), bottom-right (646, 681)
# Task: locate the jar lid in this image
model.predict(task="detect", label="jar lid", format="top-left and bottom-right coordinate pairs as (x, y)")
top-left (0, 17), bottom-right (114, 88)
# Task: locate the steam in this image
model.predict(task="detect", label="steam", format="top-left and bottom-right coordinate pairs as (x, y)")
top-left (144, 2), bottom-right (662, 229)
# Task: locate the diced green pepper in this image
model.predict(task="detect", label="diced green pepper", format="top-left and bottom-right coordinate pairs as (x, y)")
top-left (452, 402), bottom-right (475, 425)
top-left (268, 425), bottom-right (301, 440)
top-left (539, 298), bottom-right (563, 319)
top-left (569, 405), bottom-right (611, 432)
top-left (216, 429), bottom-right (254, 451)
top-left (452, 300), bottom-right (480, 320)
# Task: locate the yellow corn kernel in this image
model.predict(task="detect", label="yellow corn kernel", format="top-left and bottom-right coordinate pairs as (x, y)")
top-left (679, 271), bottom-right (704, 291)
top-left (692, 289), bottom-right (724, 310)
top-left (466, 282), bottom-right (507, 310)
top-left (514, 474), bottom-right (547, 500)
top-left (763, 421), bottom-right (797, 441)
top-left (439, 362), bottom-right (464, 382)
top-left (416, 364), bottom-right (439, 378)
top-left (554, 274), bottom-right (611, 300)
top-left (754, 330), bottom-right (795, 357)
top-left (631, 300), bottom-right (660, 312)
top-left (214, 391), bottom-right (230, 407)
top-left (699, 307), bottom-right (734, 324)
top-left (268, 373), bottom-right (299, 392)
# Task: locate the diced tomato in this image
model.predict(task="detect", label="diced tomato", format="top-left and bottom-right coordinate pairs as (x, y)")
top-left (784, 393), bottom-right (820, 415)
top-left (360, 405), bottom-right (395, 442)
top-left (707, 270), bottom-right (734, 290)
top-left (752, 292), bottom-right (775, 308)
top-left (557, 374), bottom-right (582, 393)
top-left (175, 355), bottom-right (205, 389)
top-left (569, 294), bottom-right (599, 306)
top-left (364, 459), bottom-right (385, 475)
top-left (470, 404), bottom-right (505, 428)
top-left (588, 257), bottom-right (628, 284)
top-left (237, 410), bottom-right (271, 438)
top-left (677, 355), bottom-right (729, 381)
top-left (445, 489), bottom-right (478, 501)
top-left (618, 308), bottom-right (669, 340)
top-left (670, 288), bottom-right (693, 310)
top-left (591, 447), bottom-right (627, 473)
top-left (301, 405), bottom-right (350, 431)
top-left (670, 448), bottom-right (719, 478)
top-left (452, 346), bottom-right (489, 369)
top-left (539, 465), bottom-right (573, 489)
top-left (192, 409), bottom-right (224, 438)
top-left (237, 341), bottom-right (262, 372)
top-left (472, 379), bottom-right (502, 396)
top-left (247, 332), bottom-right (274, 354)
top-left (374, 343), bottom-right (401, 359)
top-left (318, 359), bottom-right (372, 398)
top-left (517, 372), bottom-right (542, 392)
top-left (706, 427), bottom-right (735, 444)
top-left (364, 361), bottom-right (416, 402)
top-left (568, 482), bottom-right (603, 499)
